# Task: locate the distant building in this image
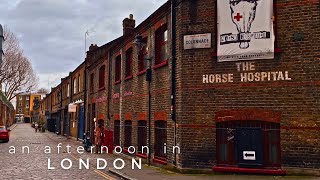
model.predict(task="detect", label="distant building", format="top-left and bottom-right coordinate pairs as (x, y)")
top-left (15, 93), bottom-right (45, 123)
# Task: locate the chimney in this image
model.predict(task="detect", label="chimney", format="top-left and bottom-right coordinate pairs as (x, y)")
top-left (123, 14), bottom-right (135, 35)
top-left (89, 44), bottom-right (98, 51)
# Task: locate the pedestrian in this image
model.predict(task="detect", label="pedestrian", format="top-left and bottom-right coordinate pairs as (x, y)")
top-left (35, 123), bottom-right (38, 133)
top-left (94, 124), bottom-right (103, 154)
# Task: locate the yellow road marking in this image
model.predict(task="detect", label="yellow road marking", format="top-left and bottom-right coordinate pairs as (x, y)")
top-left (94, 170), bottom-right (116, 180)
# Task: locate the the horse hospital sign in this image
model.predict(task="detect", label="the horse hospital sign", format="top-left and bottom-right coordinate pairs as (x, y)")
top-left (217, 0), bottom-right (274, 62)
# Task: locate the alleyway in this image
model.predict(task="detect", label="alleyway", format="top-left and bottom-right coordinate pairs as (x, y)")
top-left (0, 124), bottom-right (318, 180)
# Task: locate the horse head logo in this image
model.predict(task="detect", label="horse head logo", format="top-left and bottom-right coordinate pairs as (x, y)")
top-left (230, 0), bottom-right (258, 49)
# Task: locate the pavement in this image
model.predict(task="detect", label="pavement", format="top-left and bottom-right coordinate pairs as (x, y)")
top-left (0, 123), bottom-right (319, 180)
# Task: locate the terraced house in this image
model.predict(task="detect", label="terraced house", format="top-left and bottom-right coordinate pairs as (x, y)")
top-left (39, 0), bottom-right (320, 175)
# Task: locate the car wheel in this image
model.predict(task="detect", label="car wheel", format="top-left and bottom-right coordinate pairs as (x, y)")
top-left (4, 139), bottom-right (9, 143)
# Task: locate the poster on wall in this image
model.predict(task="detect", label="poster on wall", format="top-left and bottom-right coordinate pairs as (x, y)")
top-left (217, 0), bottom-right (274, 62)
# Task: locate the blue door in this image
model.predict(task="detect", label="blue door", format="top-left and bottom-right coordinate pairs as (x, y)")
top-left (78, 105), bottom-right (85, 140)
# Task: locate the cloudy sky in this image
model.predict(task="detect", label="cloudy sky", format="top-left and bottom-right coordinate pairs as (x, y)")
top-left (0, 0), bottom-right (167, 91)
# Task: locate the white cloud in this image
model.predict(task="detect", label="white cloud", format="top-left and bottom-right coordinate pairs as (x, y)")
top-left (0, 0), bottom-right (167, 90)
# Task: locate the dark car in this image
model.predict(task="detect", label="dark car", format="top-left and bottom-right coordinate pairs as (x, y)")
top-left (0, 126), bottom-right (10, 143)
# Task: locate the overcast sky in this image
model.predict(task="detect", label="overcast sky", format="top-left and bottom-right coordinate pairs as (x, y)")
top-left (0, 0), bottom-right (167, 91)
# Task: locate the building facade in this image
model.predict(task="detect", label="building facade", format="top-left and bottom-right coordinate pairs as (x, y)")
top-left (38, 0), bottom-right (320, 174)
top-left (15, 93), bottom-right (43, 123)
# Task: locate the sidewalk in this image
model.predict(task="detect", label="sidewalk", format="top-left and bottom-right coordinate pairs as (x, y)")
top-left (44, 131), bottom-right (319, 180)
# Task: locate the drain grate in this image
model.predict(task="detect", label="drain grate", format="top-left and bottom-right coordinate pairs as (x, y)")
top-left (31, 142), bottom-right (43, 144)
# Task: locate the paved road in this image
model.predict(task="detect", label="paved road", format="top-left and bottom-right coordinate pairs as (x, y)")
top-left (1, 124), bottom-right (319, 180)
top-left (0, 123), bottom-right (119, 180)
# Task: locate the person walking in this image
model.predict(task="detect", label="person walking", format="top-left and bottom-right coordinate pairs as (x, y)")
top-left (94, 124), bottom-right (103, 154)
top-left (35, 123), bottom-right (38, 133)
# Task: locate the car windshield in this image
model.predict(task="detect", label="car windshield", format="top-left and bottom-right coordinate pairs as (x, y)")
top-left (0, 126), bottom-right (6, 130)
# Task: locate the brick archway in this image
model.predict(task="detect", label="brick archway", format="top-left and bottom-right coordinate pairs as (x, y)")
top-left (215, 108), bottom-right (281, 123)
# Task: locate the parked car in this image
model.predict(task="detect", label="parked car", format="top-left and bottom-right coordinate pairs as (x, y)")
top-left (0, 126), bottom-right (10, 143)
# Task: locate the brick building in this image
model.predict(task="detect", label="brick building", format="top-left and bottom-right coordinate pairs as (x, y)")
top-left (39, 0), bottom-right (320, 174)
top-left (0, 91), bottom-right (14, 127)
top-left (15, 93), bottom-right (42, 123)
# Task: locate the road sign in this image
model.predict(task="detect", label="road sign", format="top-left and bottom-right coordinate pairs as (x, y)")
top-left (243, 151), bottom-right (256, 160)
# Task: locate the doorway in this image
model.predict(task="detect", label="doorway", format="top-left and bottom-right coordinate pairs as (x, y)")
top-left (216, 120), bottom-right (281, 168)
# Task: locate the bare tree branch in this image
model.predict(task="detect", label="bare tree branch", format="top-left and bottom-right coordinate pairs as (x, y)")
top-left (0, 26), bottom-right (39, 101)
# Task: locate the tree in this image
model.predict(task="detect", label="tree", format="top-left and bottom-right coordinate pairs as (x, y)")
top-left (0, 26), bottom-right (38, 101)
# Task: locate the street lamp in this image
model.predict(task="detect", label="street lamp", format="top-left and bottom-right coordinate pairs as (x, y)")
top-left (134, 35), bottom-right (152, 165)
top-left (0, 24), bottom-right (4, 64)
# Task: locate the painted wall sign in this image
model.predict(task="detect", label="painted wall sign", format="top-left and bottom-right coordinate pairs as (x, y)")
top-left (243, 151), bottom-right (256, 160)
top-left (184, 33), bottom-right (211, 50)
top-left (96, 96), bottom-right (107, 103)
top-left (217, 0), bottom-right (274, 61)
top-left (203, 62), bottom-right (292, 83)
top-left (112, 93), bottom-right (120, 99)
top-left (124, 91), bottom-right (133, 97)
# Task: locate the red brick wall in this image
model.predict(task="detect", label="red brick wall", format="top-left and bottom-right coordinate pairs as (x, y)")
top-left (175, 0), bottom-right (320, 169)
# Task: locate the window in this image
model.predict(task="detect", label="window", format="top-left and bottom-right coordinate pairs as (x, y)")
top-left (138, 38), bottom-right (148, 72)
top-left (115, 55), bottom-right (121, 82)
top-left (19, 103), bottom-right (22, 107)
top-left (26, 96), bottom-right (29, 101)
top-left (154, 120), bottom-right (167, 160)
top-left (155, 24), bottom-right (168, 65)
top-left (124, 120), bottom-right (132, 148)
top-left (18, 109), bottom-right (22, 113)
top-left (19, 96), bottom-right (22, 100)
top-left (114, 120), bottom-right (120, 146)
top-left (90, 73), bottom-right (94, 92)
top-left (26, 104), bottom-right (29, 109)
top-left (73, 78), bottom-right (77, 94)
top-left (125, 48), bottom-right (133, 78)
top-left (99, 65), bottom-right (106, 89)
top-left (137, 120), bottom-right (147, 153)
top-left (67, 83), bottom-right (70, 97)
top-left (78, 75), bottom-right (81, 92)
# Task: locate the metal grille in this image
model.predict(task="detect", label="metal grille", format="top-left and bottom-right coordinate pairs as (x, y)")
top-left (124, 120), bottom-right (132, 148)
top-left (137, 120), bottom-right (147, 153)
top-left (114, 120), bottom-right (120, 146)
top-left (154, 121), bottom-right (167, 160)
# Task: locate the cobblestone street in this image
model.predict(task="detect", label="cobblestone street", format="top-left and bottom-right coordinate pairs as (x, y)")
top-left (0, 124), bottom-right (319, 180)
top-left (0, 123), bottom-right (118, 180)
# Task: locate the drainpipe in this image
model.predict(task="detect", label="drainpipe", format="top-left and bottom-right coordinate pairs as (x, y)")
top-left (84, 60), bottom-right (87, 138)
top-left (107, 50), bottom-right (112, 129)
top-left (171, 0), bottom-right (177, 166)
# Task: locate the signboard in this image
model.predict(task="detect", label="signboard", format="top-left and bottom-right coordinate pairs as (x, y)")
top-left (243, 151), bottom-right (256, 160)
top-left (68, 104), bottom-right (76, 113)
top-left (184, 33), bottom-right (211, 50)
top-left (217, 0), bottom-right (274, 61)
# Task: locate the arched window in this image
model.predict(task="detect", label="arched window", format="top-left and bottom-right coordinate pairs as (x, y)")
top-left (99, 65), bottom-right (106, 89)
top-left (155, 24), bottom-right (168, 65)
top-left (115, 55), bottom-right (121, 82)
top-left (125, 48), bottom-right (133, 78)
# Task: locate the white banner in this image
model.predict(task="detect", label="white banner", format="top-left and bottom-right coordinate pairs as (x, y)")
top-left (217, 0), bottom-right (274, 62)
top-left (68, 104), bottom-right (77, 113)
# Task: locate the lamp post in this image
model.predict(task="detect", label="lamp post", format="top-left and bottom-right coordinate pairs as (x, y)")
top-left (0, 24), bottom-right (4, 64)
top-left (134, 35), bottom-right (152, 165)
